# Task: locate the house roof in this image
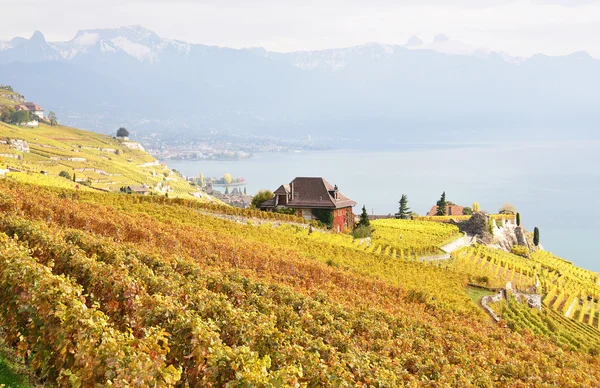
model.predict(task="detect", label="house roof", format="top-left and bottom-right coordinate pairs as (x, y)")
top-left (262, 177), bottom-right (356, 209)
top-left (24, 102), bottom-right (43, 111)
top-left (128, 185), bottom-right (149, 192)
top-left (273, 184), bottom-right (290, 195)
top-left (427, 205), bottom-right (464, 216)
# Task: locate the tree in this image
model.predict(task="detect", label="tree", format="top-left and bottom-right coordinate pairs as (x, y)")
top-left (224, 186), bottom-right (229, 195)
top-left (251, 190), bottom-right (273, 209)
top-left (436, 192), bottom-right (447, 216)
top-left (59, 170), bottom-right (71, 180)
top-left (223, 173), bottom-right (233, 184)
top-left (244, 187), bottom-right (247, 195)
top-left (472, 202), bottom-right (481, 212)
top-left (0, 106), bottom-right (15, 123)
top-left (533, 227), bottom-right (540, 246)
top-left (11, 110), bottom-right (30, 125)
top-left (198, 172), bottom-right (205, 187)
top-left (116, 127), bottom-right (129, 138)
top-left (48, 111), bottom-right (58, 126)
top-left (516, 212), bottom-right (521, 226)
top-left (463, 207), bottom-right (473, 215)
top-left (499, 203), bottom-right (517, 215)
top-left (358, 205), bottom-right (370, 227)
top-left (396, 194), bottom-right (410, 219)
top-left (73, 173), bottom-right (76, 182)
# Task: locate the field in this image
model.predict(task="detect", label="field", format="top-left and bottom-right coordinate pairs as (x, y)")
top-left (1, 180), bottom-right (600, 386)
top-left (0, 121), bottom-right (205, 199)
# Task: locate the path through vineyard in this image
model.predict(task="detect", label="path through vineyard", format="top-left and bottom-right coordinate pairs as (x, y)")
top-left (420, 234), bottom-right (477, 262)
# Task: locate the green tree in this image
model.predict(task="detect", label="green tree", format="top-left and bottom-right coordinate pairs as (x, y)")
top-left (59, 170), bottom-right (71, 180)
top-left (244, 187), bottom-right (247, 195)
top-left (358, 205), bottom-right (370, 227)
top-left (534, 227), bottom-right (540, 246)
top-left (436, 191), bottom-right (447, 216)
top-left (11, 110), bottom-right (30, 124)
top-left (251, 190), bottom-right (273, 209)
top-left (463, 207), bottom-right (473, 215)
top-left (396, 194), bottom-right (410, 219)
top-left (516, 212), bottom-right (521, 226)
top-left (73, 173), bottom-right (76, 182)
top-left (116, 127), bottom-right (129, 138)
top-left (0, 106), bottom-right (15, 123)
top-left (224, 186), bottom-right (229, 194)
top-left (48, 111), bottom-right (58, 126)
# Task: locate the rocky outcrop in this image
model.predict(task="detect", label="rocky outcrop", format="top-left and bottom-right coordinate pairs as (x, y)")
top-left (455, 212), bottom-right (492, 243)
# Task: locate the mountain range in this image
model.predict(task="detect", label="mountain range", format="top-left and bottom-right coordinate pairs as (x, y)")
top-left (1, 26), bottom-right (599, 146)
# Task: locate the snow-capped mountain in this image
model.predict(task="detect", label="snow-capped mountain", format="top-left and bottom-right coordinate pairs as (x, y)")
top-left (1, 25), bottom-right (599, 144)
top-left (259, 35), bottom-right (522, 72)
top-left (50, 25), bottom-right (191, 63)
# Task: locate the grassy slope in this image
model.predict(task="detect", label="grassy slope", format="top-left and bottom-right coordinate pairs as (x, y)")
top-left (0, 121), bottom-right (206, 199)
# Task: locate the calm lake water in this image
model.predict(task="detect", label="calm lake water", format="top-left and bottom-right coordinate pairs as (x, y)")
top-left (165, 140), bottom-right (600, 272)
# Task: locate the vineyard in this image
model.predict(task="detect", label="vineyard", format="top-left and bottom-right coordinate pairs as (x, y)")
top-left (0, 120), bottom-right (204, 199)
top-left (1, 180), bottom-right (600, 385)
top-left (447, 243), bottom-right (600, 353)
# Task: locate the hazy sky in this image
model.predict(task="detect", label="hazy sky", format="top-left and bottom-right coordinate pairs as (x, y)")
top-left (1, 0), bottom-right (600, 57)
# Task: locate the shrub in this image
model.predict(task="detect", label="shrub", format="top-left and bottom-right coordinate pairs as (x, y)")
top-left (312, 209), bottom-right (334, 228)
top-left (352, 225), bottom-right (372, 239)
top-left (58, 170), bottom-right (71, 180)
top-left (511, 245), bottom-right (529, 258)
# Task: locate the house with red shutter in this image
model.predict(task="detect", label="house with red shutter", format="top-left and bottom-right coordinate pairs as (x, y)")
top-left (260, 177), bottom-right (356, 232)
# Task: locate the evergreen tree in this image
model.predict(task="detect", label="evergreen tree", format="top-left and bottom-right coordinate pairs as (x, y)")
top-left (116, 127), bottom-right (129, 138)
top-left (358, 205), bottom-right (370, 227)
top-left (516, 212), bottom-right (521, 226)
top-left (244, 187), bottom-right (247, 195)
top-left (534, 227), bottom-right (540, 246)
top-left (73, 173), bottom-right (76, 182)
top-left (225, 186), bottom-right (229, 195)
top-left (397, 194), bottom-right (410, 219)
top-left (436, 191), bottom-right (447, 216)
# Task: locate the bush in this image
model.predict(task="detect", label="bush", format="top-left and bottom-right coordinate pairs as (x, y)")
top-left (59, 170), bottom-right (71, 180)
top-left (312, 209), bottom-right (334, 228)
top-left (511, 245), bottom-right (530, 258)
top-left (352, 225), bottom-right (372, 239)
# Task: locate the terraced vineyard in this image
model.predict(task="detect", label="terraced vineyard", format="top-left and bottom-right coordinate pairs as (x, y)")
top-left (0, 120), bottom-right (203, 198)
top-left (448, 243), bottom-right (600, 353)
top-left (1, 179), bottom-right (600, 386)
top-left (370, 219), bottom-right (462, 258)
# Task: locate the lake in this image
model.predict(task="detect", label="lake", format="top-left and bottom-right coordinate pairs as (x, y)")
top-left (165, 140), bottom-right (600, 272)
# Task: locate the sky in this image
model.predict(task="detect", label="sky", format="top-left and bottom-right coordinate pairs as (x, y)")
top-left (1, 0), bottom-right (600, 57)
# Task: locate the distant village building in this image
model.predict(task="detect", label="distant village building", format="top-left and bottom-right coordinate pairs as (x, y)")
top-left (15, 102), bottom-right (44, 119)
top-left (126, 185), bottom-right (150, 195)
top-left (427, 205), bottom-right (464, 216)
top-left (260, 177), bottom-right (357, 232)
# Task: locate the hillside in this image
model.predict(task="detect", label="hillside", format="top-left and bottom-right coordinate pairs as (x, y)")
top-left (1, 180), bottom-right (600, 386)
top-left (0, 116), bottom-right (208, 199)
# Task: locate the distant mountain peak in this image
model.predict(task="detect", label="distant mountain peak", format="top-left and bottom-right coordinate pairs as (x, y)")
top-left (433, 34), bottom-right (450, 43)
top-left (405, 36), bottom-right (423, 47)
top-left (30, 30), bottom-right (47, 44)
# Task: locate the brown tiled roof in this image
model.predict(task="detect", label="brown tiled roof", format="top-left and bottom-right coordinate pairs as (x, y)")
top-left (128, 185), bottom-right (149, 193)
top-left (24, 102), bottom-right (43, 111)
top-left (427, 205), bottom-right (464, 216)
top-left (273, 184), bottom-right (290, 195)
top-left (262, 177), bottom-right (356, 209)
